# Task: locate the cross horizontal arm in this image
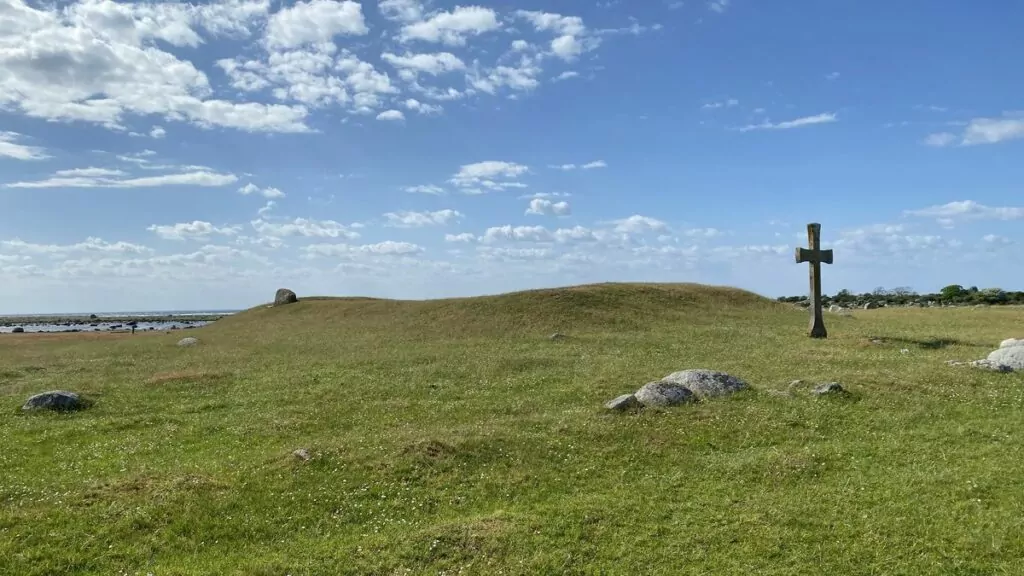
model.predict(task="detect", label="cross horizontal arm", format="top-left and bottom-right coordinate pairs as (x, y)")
top-left (795, 248), bottom-right (834, 265)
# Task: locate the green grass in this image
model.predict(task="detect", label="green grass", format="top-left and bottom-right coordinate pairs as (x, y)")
top-left (2, 282), bottom-right (1024, 575)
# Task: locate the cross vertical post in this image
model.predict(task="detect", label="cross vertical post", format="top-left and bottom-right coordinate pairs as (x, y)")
top-left (794, 222), bottom-right (834, 338)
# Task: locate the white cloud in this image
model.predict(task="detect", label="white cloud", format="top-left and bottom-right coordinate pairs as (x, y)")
top-left (379, 0), bottom-right (423, 22)
top-left (399, 6), bottom-right (501, 46)
top-left (0, 0), bottom-right (312, 133)
top-left (384, 209), bottom-right (462, 227)
top-left (919, 115), bottom-right (1024, 148)
top-left (480, 225), bottom-right (552, 244)
top-left (6, 169), bottom-right (238, 189)
top-left (303, 241), bottom-right (424, 256)
top-left (445, 232), bottom-right (475, 243)
top-left (553, 71), bottom-right (579, 81)
top-left (515, 10), bottom-right (597, 62)
top-left (0, 131), bottom-right (49, 160)
top-left (526, 199), bottom-right (571, 216)
top-left (983, 234), bottom-right (1013, 245)
top-left (381, 52), bottom-right (466, 80)
top-left (923, 132), bottom-right (957, 147)
top-left (53, 167), bottom-right (126, 177)
top-left (2, 237), bottom-right (152, 256)
top-left (612, 215), bottom-right (668, 234)
top-left (238, 183), bottom-right (286, 198)
top-left (251, 217), bottom-right (361, 239)
top-left (683, 227), bottom-right (722, 238)
top-left (708, 0), bottom-right (730, 13)
top-left (905, 200), bottom-right (1024, 222)
top-left (149, 125), bottom-right (167, 139)
top-left (825, 72), bottom-right (840, 81)
top-left (148, 221), bottom-right (242, 241)
top-left (404, 98), bottom-right (443, 115)
top-left (510, 40), bottom-right (533, 52)
top-left (258, 200), bottom-right (276, 217)
top-left (548, 161), bottom-right (608, 171)
top-left (467, 57), bottom-right (543, 95)
top-left (377, 109), bottom-right (406, 121)
top-left (450, 160), bottom-right (529, 192)
top-left (264, 0), bottom-right (367, 49)
top-left (961, 117), bottom-right (1024, 146)
top-left (737, 113), bottom-right (838, 132)
top-left (404, 184), bottom-right (446, 195)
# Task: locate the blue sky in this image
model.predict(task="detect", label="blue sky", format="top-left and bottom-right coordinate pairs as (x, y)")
top-left (1, 0), bottom-right (1022, 313)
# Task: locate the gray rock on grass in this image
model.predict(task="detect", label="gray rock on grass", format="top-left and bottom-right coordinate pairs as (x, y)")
top-left (634, 381), bottom-right (696, 407)
top-left (177, 337), bottom-right (199, 347)
top-left (274, 288), bottom-right (299, 306)
top-left (662, 369), bottom-right (749, 400)
top-left (1000, 338), bottom-right (1024, 349)
top-left (971, 359), bottom-right (1014, 373)
top-left (986, 346), bottom-right (1024, 371)
top-left (22, 391), bottom-right (85, 412)
top-left (813, 382), bottom-right (846, 396)
top-left (605, 394), bottom-right (640, 411)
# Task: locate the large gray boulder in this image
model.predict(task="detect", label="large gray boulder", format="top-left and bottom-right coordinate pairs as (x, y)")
top-left (177, 337), bottom-right (199, 347)
top-left (661, 369), bottom-right (749, 400)
top-left (22, 391), bottom-right (85, 412)
top-left (987, 346), bottom-right (1024, 371)
top-left (999, 338), bottom-right (1024, 349)
top-left (634, 381), bottom-right (695, 407)
top-left (274, 288), bottom-right (298, 306)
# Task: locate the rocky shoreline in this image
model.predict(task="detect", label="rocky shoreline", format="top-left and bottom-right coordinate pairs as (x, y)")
top-left (0, 313), bottom-right (230, 334)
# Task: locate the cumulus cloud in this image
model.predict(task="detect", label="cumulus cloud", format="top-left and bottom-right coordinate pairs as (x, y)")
top-left (379, 0), bottom-right (423, 22)
top-left (526, 199), bottom-right (571, 216)
top-left (924, 115), bottom-right (1024, 147)
top-left (238, 183), bottom-right (286, 198)
top-left (382, 51), bottom-right (466, 80)
top-left (148, 221), bottom-right (243, 241)
top-left (0, 0), bottom-right (311, 132)
top-left (384, 209), bottom-right (462, 227)
top-left (251, 217), bottom-right (361, 239)
top-left (449, 160), bottom-right (529, 192)
top-left (377, 109), bottom-right (406, 121)
top-left (403, 98), bottom-right (443, 115)
top-left (515, 10), bottom-right (598, 62)
top-left (399, 6), bottom-right (501, 46)
top-left (611, 215), bottom-right (668, 234)
top-left (263, 0), bottom-right (367, 49)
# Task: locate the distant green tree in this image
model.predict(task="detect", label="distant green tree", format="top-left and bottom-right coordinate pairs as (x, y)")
top-left (940, 284), bottom-right (967, 301)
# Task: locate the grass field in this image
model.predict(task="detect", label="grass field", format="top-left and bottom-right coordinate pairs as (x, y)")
top-left (2, 283), bottom-right (1023, 575)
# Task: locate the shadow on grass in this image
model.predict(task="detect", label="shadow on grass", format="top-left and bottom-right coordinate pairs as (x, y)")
top-left (867, 336), bottom-right (987, 350)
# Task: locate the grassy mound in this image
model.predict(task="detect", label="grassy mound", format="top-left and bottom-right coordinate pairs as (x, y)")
top-left (3, 283), bottom-right (1024, 574)
top-left (214, 282), bottom-right (785, 339)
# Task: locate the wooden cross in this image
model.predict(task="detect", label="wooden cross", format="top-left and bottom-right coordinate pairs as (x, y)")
top-left (795, 222), bottom-right (833, 338)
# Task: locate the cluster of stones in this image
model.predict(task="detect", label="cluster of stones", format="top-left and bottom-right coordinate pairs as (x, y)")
top-left (605, 369), bottom-right (750, 411)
